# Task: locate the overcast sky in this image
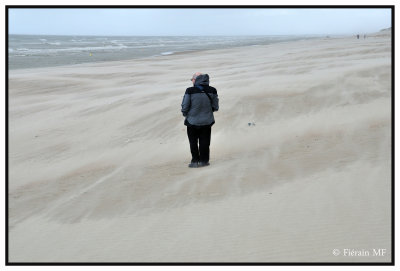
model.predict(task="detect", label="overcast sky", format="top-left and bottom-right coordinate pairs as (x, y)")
top-left (8, 8), bottom-right (392, 36)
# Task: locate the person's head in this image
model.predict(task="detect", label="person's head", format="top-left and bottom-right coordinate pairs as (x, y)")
top-left (191, 72), bottom-right (203, 85)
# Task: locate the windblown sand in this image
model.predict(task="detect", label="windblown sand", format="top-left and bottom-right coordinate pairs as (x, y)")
top-left (8, 32), bottom-right (392, 262)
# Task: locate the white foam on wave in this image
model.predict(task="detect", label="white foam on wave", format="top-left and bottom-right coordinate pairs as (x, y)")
top-left (16, 48), bottom-right (30, 52)
top-left (160, 51), bottom-right (174, 56)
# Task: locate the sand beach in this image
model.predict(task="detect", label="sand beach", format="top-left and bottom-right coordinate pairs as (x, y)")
top-left (8, 31), bottom-right (392, 262)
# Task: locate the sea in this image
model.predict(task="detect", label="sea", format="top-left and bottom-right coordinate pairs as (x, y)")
top-left (8, 35), bottom-right (316, 70)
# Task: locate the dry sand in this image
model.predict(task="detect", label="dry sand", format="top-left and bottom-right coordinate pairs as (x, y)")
top-left (8, 32), bottom-right (392, 262)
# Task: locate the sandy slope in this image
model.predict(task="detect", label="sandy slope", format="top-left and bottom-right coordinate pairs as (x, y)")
top-left (8, 32), bottom-right (392, 262)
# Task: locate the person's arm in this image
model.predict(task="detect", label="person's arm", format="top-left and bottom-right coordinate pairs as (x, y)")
top-left (212, 90), bottom-right (219, 112)
top-left (181, 89), bottom-right (191, 116)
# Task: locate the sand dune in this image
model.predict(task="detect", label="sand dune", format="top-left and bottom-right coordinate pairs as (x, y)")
top-left (8, 33), bottom-right (392, 262)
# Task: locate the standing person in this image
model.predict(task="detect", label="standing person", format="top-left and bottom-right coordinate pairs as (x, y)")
top-left (181, 72), bottom-right (219, 168)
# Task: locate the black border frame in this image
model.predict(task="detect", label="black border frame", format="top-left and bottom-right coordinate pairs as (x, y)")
top-left (5, 5), bottom-right (395, 266)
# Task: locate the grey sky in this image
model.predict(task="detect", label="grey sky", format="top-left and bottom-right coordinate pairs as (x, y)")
top-left (8, 8), bottom-right (391, 36)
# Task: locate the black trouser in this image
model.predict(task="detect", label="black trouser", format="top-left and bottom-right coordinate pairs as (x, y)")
top-left (187, 126), bottom-right (211, 163)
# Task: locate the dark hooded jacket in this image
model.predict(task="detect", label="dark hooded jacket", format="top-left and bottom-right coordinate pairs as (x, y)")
top-left (181, 74), bottom-right (219, 127)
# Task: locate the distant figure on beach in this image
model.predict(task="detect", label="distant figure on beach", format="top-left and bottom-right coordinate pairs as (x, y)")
top-left (181, 72), bottom-right (219, 168)
top-left (357, 34), bottom-right (360, 39)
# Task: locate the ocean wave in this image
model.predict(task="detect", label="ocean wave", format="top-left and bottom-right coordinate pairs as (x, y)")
top-left (9, 45), bottom-right (130, 55)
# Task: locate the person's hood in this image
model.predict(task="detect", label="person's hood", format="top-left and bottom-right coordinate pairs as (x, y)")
top-left (194, 74), bottom-right (209, 86)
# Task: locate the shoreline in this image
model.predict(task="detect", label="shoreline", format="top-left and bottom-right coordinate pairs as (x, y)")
top-left (9, 32), bottom-right (387, 73)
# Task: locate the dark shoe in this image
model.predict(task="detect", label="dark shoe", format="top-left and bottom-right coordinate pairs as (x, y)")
top-left (188, 162), bottom-right (198, 168)
top-left (198, 162), bottom-right (210, 167)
